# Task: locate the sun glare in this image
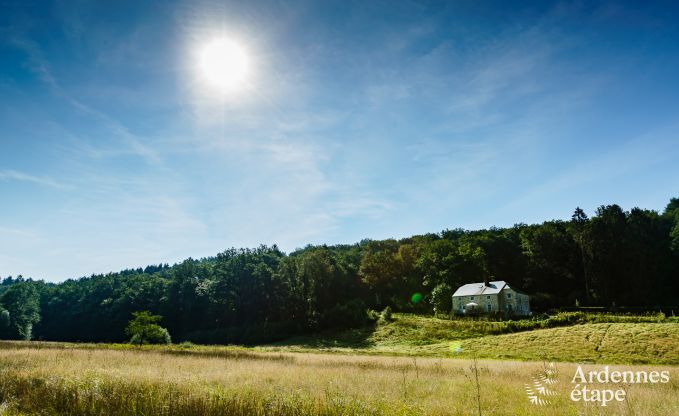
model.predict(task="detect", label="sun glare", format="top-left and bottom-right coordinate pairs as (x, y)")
top-left (199, 38), bottom-right (249, 91)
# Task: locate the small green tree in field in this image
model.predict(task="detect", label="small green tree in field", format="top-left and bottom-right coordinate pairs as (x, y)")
top-left (125, 311), bottom-right (171, 345)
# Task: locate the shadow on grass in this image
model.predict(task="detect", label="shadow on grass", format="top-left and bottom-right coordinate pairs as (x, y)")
top-left (267, 322), bottom-right (378, 349)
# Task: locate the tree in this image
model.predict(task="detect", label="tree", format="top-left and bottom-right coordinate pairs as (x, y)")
top-left (0, 282), bottom-right (40, 340)
top-left (358, 240), bottom-right (402, 307)
top-left (430, 283), bottom-right (453, 316)
top-left (125, 311), bottom-right (171, 345)
top-left (672, 219), bottom-right (679, 253)
top-left (0, 309), bottom-right (9, 327)
top-left (521, 221), bottom-right (581, 308)
top-left (586, 205), bottom-right (628, 305)
top-left (663, 198), bottom-right (679, 217)
top-left (417, 240), bottom-right (488, 290)
top-left (570, 207), bottom-right (590, 304)
top-left (296, 246), bottom-right (358, 328)
top-left (0, 308), bottom-right (9, 338)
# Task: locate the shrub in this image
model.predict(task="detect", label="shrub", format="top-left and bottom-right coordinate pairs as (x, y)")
top-left (366, 309), bottom-right (380, 321)
top-left (126, 311), bottom-right (172, 345)
top-left (129, 327), bottom-right (171, 345)
top-left (380, 306), bottom-right (393, 322)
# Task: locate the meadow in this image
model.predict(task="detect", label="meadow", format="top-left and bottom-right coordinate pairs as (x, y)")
top-left (0, 343), bottom-right (677, 416)
top-left (0, 313), bottom-right (677, 415)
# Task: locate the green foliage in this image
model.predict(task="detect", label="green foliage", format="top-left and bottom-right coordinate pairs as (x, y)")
top-left (366, 309), bottom-right (380, 321)
top-left (379, 306), bottom-right (392, 322)
top-left (0, 282), bottom-right (40, 340)
top-left (670, 212), bottom-right (679, 252)
top-left (429, 283), bottom-right (453, 316)
top-left (321, 299), bottom-right (369, 329)
top-left (0, 308), bottom-right (9, 339)
top-left (126, 311), bottom-right (171, 345)
top-left (0, 308), bottom-right (9, 328)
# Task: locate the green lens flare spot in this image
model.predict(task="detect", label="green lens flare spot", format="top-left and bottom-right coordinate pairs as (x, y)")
top-left (450, 341), bottom-right (463, 353)
top-left (411, 292), bottom-right (423, 304)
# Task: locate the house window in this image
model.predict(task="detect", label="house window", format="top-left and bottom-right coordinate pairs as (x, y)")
top-left (507, 293), bottom-right (512, 298)
top-left (470, 296), bottom-right (474, 301)
top-left (486, 295), bottom-right (490, 299)
top-left (486, 304), bottom-right (491, 312)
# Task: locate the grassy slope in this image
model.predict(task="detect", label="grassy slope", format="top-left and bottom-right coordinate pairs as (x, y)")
top-left (268, 313), bottom-right (679, 364)
top-left (458, 323), bottom-right (679, 364)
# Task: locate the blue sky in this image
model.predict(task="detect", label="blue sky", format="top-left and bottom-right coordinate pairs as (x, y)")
top-left (1, 0), bottom-right (679, 282)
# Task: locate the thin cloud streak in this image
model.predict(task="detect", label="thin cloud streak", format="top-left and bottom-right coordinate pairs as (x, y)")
top-left (6, 36), bottom-right (162, 166)
top-left (0, 169), bottom-right (70, 190)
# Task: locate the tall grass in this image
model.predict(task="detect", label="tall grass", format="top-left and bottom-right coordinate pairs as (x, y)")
top-left (0, 344), bottom-right (676, 415)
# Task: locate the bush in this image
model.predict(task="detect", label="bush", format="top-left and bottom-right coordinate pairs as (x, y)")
top-left (126, 311), bottom-right (172, 345)
top-left (366, 309), bottom-right (380, 321)
top-left (129, 327), bottom-right (171, 345)
top-left (380, 306), bottom-right (393, 322)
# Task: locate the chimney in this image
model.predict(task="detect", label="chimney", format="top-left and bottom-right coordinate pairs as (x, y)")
top-left (483, 276), bottom-right (489, 287)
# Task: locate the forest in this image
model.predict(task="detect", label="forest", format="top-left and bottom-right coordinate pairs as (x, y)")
top-left (1, 199), bottom-right (678, 344)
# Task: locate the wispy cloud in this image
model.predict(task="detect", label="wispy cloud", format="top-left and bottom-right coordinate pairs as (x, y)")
top-left (503, 126), bottom-right (679, 214)
top-left (6, 36), bottom-right (162, 166)
top-left (0, 169), bottom-right (70, 190)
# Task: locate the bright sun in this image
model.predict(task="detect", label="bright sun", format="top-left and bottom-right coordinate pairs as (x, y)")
top-left (199, 38), bottom-right (249, 91)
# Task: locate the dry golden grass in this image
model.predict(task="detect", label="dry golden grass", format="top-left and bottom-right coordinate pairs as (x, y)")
top-left (0, 342), bottom-right (677, 415)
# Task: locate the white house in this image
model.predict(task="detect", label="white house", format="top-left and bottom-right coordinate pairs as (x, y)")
top-left (452, 279), bottom-right (531, 317)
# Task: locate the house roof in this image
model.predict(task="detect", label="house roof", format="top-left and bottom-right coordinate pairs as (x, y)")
top-left (452, 281), bottom-right (508, 297)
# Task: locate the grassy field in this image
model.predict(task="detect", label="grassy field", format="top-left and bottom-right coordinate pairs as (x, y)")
top-left (0, 313), bottom-right (677, 415)
top-left (0, 343), bottom-right (677, 415)
top-left (268, 313), bottom-right (679, 364)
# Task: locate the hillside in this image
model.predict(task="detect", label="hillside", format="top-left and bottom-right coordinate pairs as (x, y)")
top-left (457, 323), bottom-right (679, 364)
top-left (268, 313), bottom-right (679, 364)
top-left (2, 198), bottom-right (679, 346)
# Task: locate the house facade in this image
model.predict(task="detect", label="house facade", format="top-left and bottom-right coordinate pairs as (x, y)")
top-left (452, 280), bottom-right (530, 317)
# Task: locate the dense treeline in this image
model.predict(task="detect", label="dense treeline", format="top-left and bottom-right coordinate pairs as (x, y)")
top-left (1, 199), bottom-right (678, 344)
